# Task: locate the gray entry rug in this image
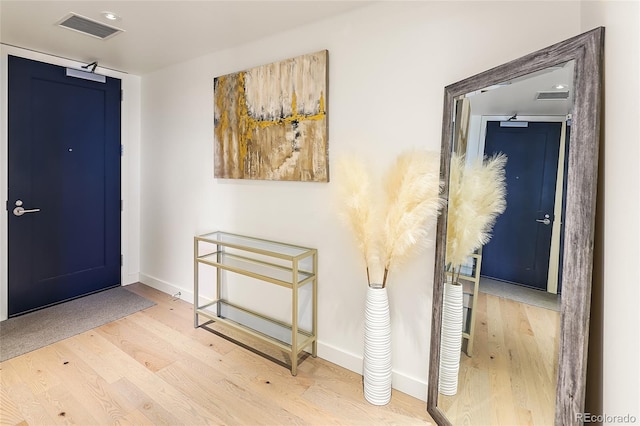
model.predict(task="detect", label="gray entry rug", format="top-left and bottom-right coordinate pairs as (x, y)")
top-left (479, 277), bottom-right (560, 311)
top-left (0, 286), bottom-right (156, 362)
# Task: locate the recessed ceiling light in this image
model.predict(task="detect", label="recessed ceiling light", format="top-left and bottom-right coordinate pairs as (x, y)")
top-left (554, 84), bottom-right (568, 90)
top-left (101, 11), bottom-right (120, 21)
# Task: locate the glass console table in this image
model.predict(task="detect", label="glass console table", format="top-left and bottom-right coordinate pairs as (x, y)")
top-left (193, 231), bottom-right (318, 375)
top-left (447, 248), bottom-right (482, 357)
top-left (460, 250), bottom-right (482, 357)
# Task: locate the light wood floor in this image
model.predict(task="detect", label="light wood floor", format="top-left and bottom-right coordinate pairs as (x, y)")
top-left (438, 291), bottom-right (560, 425)
top-left (0, 283), bottom-right (434, 425)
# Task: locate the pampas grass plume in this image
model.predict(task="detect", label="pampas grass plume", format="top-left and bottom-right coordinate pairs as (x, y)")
top-left (335, 156), bottom-right (380, 283)
top-left (381, 150), bottom-right (445, 282)
top-left (446, 153), bottom-right (507, 269)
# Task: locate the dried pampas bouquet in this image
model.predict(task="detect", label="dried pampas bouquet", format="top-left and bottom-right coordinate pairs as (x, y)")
top-left (337, 150), bottom-right (445, 288)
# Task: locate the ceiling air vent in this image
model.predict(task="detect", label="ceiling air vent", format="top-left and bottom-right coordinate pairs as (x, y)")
top-left (57, 13), bottom-right (124, 40)
top-left (536, 91), bottom-right (570, 101)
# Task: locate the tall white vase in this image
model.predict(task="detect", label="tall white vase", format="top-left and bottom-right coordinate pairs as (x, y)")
top-left (363, 284), bottom-right (392, 405)
top-left (438, 280), bottom-right (463, 396)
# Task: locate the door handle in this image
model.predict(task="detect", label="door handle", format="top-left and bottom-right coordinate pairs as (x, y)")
top-left (536, 213), bottom-right (551, 226)
top-left (13, 206), bottom-right (41, 216)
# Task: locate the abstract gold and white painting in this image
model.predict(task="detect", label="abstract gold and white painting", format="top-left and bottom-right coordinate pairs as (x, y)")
top-left (214, 50), bottom-right (328, 182)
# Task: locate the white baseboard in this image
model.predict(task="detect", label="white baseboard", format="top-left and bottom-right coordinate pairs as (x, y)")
top-left (317, 340), bottom-right (364, 373)
top-left (139, 273), bottom-right (427, 402)
top-left (391, 369), bottom-right (428, 402)
top-left (139, 273), bottom-right (194, 303)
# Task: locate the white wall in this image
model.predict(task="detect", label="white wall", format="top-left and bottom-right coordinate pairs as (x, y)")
top-left (580, 1), bottom-right (640, 422)
top-left (139, 1), bottom-right (581, 400)
top-left (0, 46), bottom-right (142, 321)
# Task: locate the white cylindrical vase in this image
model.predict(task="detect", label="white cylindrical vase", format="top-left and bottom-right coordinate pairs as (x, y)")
top-left (438, 280), bottom-right (463, 396)
top-left (363, 284), bottom-right (392, 405)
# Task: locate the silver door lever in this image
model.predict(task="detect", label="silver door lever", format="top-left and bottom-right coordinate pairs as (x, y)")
top-left (13, 206), bottom-right (41, 216)
top-left (536, 218), bottom-right (551, 225)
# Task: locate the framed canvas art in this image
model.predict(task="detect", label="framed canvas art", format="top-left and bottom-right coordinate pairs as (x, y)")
top-left (214, 50), bottom-right (328, 182)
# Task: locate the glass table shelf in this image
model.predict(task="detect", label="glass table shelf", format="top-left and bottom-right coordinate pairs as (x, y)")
top-left (197, 231), bottom-right (314, 259)
top-left (197, 252), bottom-right (314, 288)
top-left (197, 300), bottom-right (315, 354)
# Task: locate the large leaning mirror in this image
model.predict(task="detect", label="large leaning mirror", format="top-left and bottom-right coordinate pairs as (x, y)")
top-left (428, 27), bottom-right (604, 426)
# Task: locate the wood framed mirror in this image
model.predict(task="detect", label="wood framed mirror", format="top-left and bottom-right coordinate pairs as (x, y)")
top-left (427, 27), bottom-right (604, 426)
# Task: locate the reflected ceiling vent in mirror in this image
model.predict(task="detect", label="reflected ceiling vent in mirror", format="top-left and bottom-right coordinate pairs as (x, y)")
top-left (57, 13), bottom-right (124, 40)
top-left (536, 91), bottom-right (570, 100)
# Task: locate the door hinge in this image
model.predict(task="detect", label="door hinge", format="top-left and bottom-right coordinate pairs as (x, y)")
top-left (120, 200), bottom-right (123, 211)
top-left (120, 144), bottom-right (124, 157)
top-left (121, 255), bottom-right (123, 266)
top-left (121, 89), bottom-right (124, 101)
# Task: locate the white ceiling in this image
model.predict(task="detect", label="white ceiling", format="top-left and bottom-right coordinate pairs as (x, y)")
top-left (1, 1), bottom-right (574, 115)
top-left (0, 1), bottom-right (372, 75)
top-left (468, 61), bottom-right (575, 117)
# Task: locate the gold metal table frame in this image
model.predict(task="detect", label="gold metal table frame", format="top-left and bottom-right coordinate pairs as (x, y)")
top-left (193, 231), bottom-right (318, 375)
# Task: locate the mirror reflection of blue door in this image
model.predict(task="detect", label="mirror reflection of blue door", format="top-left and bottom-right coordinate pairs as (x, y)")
top-left (480, 121), bottom-right (561, 290)
top-left (7, 56), bottom-right (121, 316)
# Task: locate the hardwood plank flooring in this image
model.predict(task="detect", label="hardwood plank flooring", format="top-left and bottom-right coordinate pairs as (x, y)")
top-left (438, 291), bottom-right (560, 425)
top-left (1, 283), bottom-right (434, 425)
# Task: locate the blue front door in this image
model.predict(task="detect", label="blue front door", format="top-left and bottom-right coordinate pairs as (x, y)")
top-left (480, 121), bottom-right (561, 290)
top-left (8, 56), bottom-right (121, 316)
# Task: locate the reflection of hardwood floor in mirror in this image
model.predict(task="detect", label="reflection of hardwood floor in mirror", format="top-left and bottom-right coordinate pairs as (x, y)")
top-left (439, 291), bottom-right (560, 425)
